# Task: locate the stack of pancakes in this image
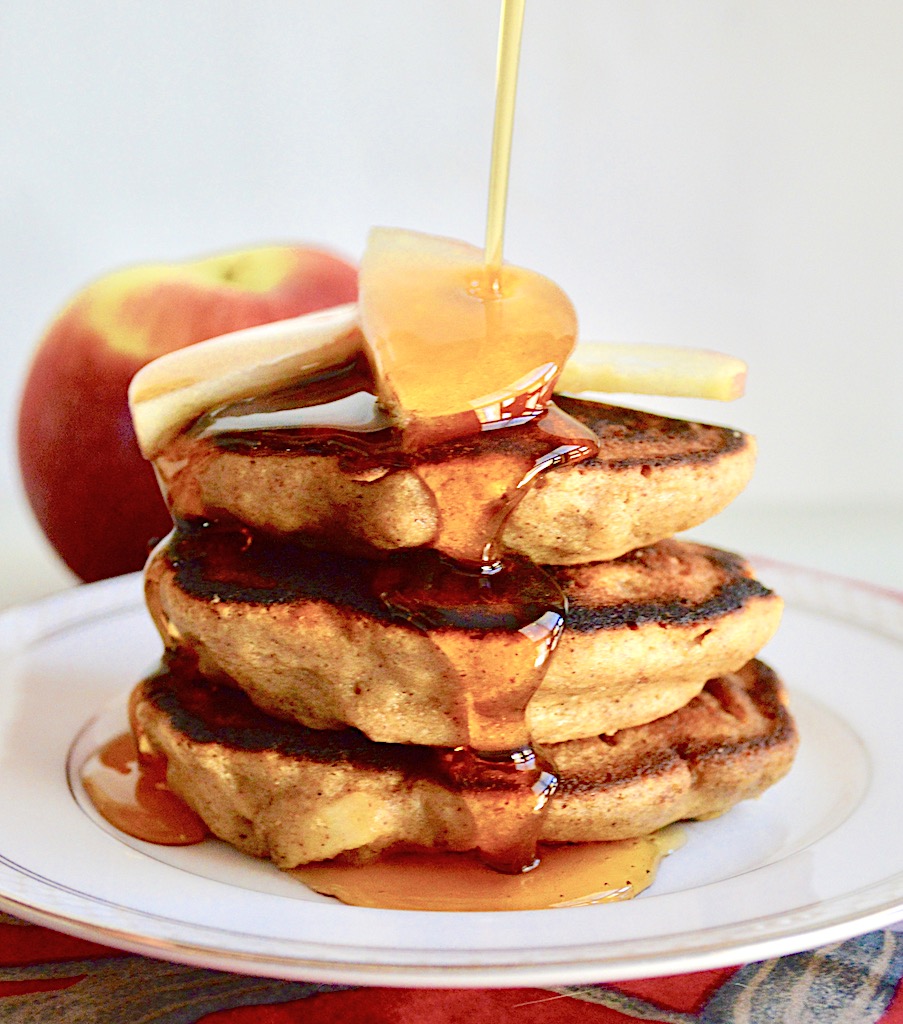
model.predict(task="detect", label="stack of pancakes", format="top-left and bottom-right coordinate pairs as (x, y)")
top-left (131, 384), bottom-right (796, 874)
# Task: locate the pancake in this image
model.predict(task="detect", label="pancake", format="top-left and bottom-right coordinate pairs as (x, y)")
top-left (131, 658), bottom-right (797, 869)
top-left (145, 530), bottom-right (783, 746)
top-left (155, 395), bottom-right (756, 565)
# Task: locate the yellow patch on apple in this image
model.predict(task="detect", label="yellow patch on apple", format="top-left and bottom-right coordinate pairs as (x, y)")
top-left (77, 248), bottom-right (305, 360)
top-left (185, 248), bottom-right (302, 292)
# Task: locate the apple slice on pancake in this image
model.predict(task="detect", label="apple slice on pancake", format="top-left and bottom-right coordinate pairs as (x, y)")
top-left (357, 227), bottom-right (577, 445)
top-left (129, 303), bottom-right (361, 459)
top-left (129, 228), bottom-right (747, 461)
top-left (558, 342), bottom-right (746, 401)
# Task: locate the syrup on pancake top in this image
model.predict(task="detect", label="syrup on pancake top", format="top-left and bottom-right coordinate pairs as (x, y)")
top-left (78, 227), bottom-right (797, 911)
top-left (132, 228), bottom-right (605, 878)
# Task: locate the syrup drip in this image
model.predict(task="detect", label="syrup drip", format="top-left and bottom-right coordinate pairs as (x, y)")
top-left (435, 746), bottom-right (557, 874)
top-left (80, 731), bottom-right (208, 846)
top-left (409, 405), bottom-right (596, 566)
top-left (146, 348), bottom-right (600, 874)
top-left (203, 397), bottom-right (593, 869)
top-left (175, 359), bottom-right (598, 568)
top-left (373, 553), bottom-right (564, 752)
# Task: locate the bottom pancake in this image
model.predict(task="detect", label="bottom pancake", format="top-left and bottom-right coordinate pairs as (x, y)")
top-left (131, 656), bottom-right (798, 870)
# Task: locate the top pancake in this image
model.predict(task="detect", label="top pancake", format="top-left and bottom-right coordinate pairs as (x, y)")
top-left (155, 394), bottom-right (755, 565)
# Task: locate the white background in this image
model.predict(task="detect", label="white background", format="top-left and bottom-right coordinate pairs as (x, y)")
top-left (2, 1), bottom-right (901, 605)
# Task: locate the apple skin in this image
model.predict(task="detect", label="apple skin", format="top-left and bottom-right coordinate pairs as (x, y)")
top-left (18, 245), bottom-right (358, 583)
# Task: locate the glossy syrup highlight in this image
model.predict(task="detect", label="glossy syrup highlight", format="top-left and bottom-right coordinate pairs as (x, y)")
top-left (78, 0), bottom-right (647, 905)
top-left (292, 831), bottom-right (684, 911)
top-left (81, 730), bottom-right (207, 846)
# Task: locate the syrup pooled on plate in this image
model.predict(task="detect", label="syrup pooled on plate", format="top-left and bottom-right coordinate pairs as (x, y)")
top-left (82, 2), bottom-right (708, 910)
top-left (81, 731), bottom-right (207, 847)
top-left (292, 830), bottom-right (685, 912)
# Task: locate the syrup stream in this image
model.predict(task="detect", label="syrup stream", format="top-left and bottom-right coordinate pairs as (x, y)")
top-left (484, 0), bottom-right (526, 279)
top-left (80, 1), bottom-right (674, 908)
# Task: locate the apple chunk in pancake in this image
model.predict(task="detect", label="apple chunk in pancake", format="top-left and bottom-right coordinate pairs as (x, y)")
top-left (358, 227), bottom-right (578, 447)
top-left (129, 303), bottom-right (362, 459)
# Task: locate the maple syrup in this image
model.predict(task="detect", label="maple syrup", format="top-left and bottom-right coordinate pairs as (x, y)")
top-left (150, 386), bottom-right (597, 874)
top-left (81, 730), bottom-right (207, 846)
top-left (104, 657), bottom-right (684, 910)
top-left (165, 362), bottom-right (597, 568)
top-left (357, 230), bottom-right (577, 452)
top-left (82, 706), bottom-right (681, 910)
top-left (484, 0), bottom-right (526, 279)
top-left (81, 2), bottom-right (679, 908)
top-left (292, 831), bottom-right (684, 912)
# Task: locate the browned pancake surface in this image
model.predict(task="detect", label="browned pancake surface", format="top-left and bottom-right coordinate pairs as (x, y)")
top-left (133, 658), bottom-right (797, 868)
top-left (146, 530), bottom-right (783, 745)
top-left (156, 397), bottom-right (755, 564)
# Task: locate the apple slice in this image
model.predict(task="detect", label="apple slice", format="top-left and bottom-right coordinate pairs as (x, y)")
top-left (557, 341), bottom-right (746, 401)
top-left (128, 233), bottom-right (745, 461)
top-left (129, 303), bottom-right (362, 458)
top-left (358, 228), bottom-right (577, 445)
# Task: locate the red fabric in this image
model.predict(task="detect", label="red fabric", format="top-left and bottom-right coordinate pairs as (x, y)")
top-left (198, 987), bottom-right (633, 1024)
top-left (605, 967), bottom-right (742, 1014)
top-left (0, 974), bottom-right (85, 997)
top-left (0, 922), bottom-right (125, 967)
top-left (882, 983), bottom-right (903, 1023)
top-left (2, 913), bottom-right (903, 1023)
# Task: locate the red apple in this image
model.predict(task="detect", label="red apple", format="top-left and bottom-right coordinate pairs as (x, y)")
top-left (18, 244), bottom-right (358, 583)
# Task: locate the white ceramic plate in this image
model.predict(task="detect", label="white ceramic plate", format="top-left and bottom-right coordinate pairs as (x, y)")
top-left (0, 561), bottom-right (902, 987)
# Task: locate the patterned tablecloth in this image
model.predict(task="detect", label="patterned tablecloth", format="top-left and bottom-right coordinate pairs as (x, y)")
top-left (2, 911), bottom-right (902, 1023)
